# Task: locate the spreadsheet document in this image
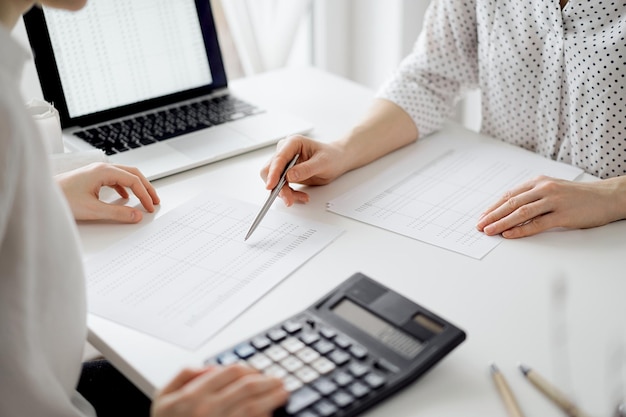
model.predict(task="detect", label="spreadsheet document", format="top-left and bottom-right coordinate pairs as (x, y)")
top-left (43, 0), bottom-right (211, 118)
top-left (85, 193), bottom-right (343, 349)
top-left (328, 137), bottom-right (583, 259)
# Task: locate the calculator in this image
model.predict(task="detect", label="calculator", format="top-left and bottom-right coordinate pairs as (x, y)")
top-left (204, 272), bottom-right (466, 417)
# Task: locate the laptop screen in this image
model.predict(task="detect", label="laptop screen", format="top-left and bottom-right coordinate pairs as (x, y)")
top-left (44, 0), bottom-right (213, 118)
top-left (24, 0), bottom-right (228, 128)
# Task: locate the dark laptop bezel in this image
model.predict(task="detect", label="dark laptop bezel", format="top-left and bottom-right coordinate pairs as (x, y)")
top-left (22, 1), bottom-right (228, 129)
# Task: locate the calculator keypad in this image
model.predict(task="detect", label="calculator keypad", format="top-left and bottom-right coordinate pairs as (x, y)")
top-left (205, 314), bottom-right (390, 416)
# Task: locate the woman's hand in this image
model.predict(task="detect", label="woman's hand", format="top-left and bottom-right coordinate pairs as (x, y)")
top-left (260, 135), bottom-right (348, 206)
top-left (476, 175), bottom-right (626, 238)
top-left (55, 162), bottom-right (160, 223)
top-left (260, 99), bottom-right (418, 207)
top-left (152, 364), bottom-right (288, 417)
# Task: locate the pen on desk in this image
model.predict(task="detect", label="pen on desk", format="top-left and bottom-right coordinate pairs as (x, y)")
top-left (245, 153), bottom-right (300, 241)
top-left (490, 363), bottom-right (526, 417)
top-left (518, 363), bottom-right (592, 417)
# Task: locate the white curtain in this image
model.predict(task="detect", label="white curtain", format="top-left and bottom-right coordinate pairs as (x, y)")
top-left (221, 0), bottom-right (312, 75)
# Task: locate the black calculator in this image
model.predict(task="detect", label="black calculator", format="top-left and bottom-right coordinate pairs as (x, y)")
top-left (204, 272), bottom-right (466, 417)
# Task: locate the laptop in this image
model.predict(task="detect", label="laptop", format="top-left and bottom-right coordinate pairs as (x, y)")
top-left (22, 1), bottom-right (313, 180)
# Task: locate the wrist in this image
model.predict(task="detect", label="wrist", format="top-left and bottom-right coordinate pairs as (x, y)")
top-left (333, 123), bottom-right (383, 176)
top-left (607, 176), bottom-right (626, 221)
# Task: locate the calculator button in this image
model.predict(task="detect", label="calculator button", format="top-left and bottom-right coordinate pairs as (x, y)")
top-left (281, 337), bottom-right (305, 353)
top-left (347, 381), bottom-right (371, 399)
top-left (234, 343), bottom-right (256, 359)
top-left (280, 356), bottom-right (304, 373)
top-left (251, 335), bottom-right (272, 350)
top-left (311, 377), bottom-right (337, 396)
top-left (299, 331), bottom-right (320, 345)
top-left (284, 375), bottom-right (304, 392)
top-left (330, 390), bottom-right (354, 409)
top-left (311, 357), bottom-right (335, 375)
top-left (327, 350), bottom-right (351, 366)
top-left (364, 372), bottom-right (386, 389)
top-left (332, 370), bottom-right (354, 387)
top-left (268, 328), bottom-right (288, 342)
top-left (312, 340), bottom-right (335, 355)
top-left (349, 344), bottom-right (368, 360)
top-left (282, 320), bottom-right (303, 334)
top-left (347, 362), bottom-right (370, 378)
top-left (296, 347), bottom-right (320, 364)
top-left (286, 386), bottom-right (321, 414)
top-left (264, 364), bottom-right (288, 379)
top-left (313, 399), bottom-right (338, 417)
top-left (294, 365), bottom-right (319, 384)
top-left (247, 353), bottom-right (272, 371)
top-left (333, 335), bottom-right (352, 349)
top-left (216, 351), bottom-right (239, 365)
top-left (265, 345), bottom-right (289, 362)
top-left (295, 411), bottom-right (318, 417)
top-left (319, 327), bottom-right (336, 339)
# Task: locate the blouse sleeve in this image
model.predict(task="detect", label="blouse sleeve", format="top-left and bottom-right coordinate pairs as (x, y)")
top-left (376, 0), bottom-right (480, 137)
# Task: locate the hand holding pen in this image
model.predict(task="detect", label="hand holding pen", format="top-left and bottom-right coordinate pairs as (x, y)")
top-left (259, 135), bottom-right (351, 207)
top-left (246, 154), bottom-right (299, 240)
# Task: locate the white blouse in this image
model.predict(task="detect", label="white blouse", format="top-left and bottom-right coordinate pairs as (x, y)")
top-left (0, 24), bottom-right (95, 417)
top-left (378, 0), bottom-right (626, 179)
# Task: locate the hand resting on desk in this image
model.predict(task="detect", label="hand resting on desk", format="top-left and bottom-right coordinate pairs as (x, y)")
top-left (476, 174), bottom-right (626, 238)
top-left (55, 162), bottom-right (160, 223)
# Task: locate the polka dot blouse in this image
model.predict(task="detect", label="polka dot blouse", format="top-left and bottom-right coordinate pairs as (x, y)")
top-left (377, 0), bottom-right (626, 179)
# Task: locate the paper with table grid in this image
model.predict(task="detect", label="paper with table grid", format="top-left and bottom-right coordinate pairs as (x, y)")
top-left (327, 142), bottom-right (583, 259)
top-left (85, 193), bottom-right (343, 349)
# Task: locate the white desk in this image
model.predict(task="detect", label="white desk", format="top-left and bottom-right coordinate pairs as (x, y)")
top-left (78, 67), bottom-right (626, 417)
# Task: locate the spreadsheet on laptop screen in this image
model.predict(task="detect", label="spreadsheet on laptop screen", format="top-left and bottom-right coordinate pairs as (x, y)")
top-left (43, 0), bottom-right (212, 118)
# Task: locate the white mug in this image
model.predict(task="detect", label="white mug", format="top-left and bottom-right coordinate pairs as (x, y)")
top-left (25, 98), bottom-right (64, 154)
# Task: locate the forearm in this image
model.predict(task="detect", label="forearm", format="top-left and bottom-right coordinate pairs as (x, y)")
top-left (598, 175), bottom-right (626, 223)
top-left (334, 98), bottom-right (419, 174)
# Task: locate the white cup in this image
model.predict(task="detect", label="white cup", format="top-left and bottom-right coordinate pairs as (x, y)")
top-left (25, 98), bottom-right (64, 154)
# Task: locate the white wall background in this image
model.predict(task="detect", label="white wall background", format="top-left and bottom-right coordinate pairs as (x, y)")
top-left (311, 0), bottom-right (481, 132)
top-left (313, 0), bottom-right (425, 89)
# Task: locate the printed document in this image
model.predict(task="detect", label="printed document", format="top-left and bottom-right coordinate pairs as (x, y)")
top-left (85, 193), bottom-right (343, 349)
top-left (328, 139), bottom-right (583, 259)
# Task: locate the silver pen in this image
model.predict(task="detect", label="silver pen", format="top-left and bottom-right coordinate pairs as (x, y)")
top-left (245, 153), bottom-right (300, 241)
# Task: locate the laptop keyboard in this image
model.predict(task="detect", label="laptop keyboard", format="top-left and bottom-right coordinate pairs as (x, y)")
top-left (73, 95), bottom-right (262, 156)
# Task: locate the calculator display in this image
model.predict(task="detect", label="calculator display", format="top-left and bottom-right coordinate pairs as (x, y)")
top-left (332, 298), bottom-right (423, 359)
